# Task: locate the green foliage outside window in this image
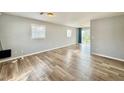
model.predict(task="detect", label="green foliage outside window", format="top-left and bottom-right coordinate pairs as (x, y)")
top-left (82, 30), bottom-right (90, 45)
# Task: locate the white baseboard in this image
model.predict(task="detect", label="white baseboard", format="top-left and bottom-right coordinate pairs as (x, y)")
top-left (0, 43), bottom-right (76, 63)
top-left (92, 52), bottom-right (124, 62)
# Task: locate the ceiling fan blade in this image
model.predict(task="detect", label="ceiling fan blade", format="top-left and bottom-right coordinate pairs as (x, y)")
top-left (40, 12), bottom-right (44, 15)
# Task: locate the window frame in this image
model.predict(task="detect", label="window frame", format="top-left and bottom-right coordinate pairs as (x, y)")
top-left (31, 24), bottom-right (46, 39)
top-left (67, 29), bottom-right (72, 38)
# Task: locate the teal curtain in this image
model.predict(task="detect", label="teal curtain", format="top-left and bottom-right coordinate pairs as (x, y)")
top-left (78, 28), bottom-right (82, 43)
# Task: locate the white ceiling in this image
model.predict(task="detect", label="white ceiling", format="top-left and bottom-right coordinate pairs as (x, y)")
top-left (5, 12), bottom-right (124, 27)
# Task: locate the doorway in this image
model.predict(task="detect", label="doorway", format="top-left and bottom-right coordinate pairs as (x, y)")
top-left (79, 27), bottom-right (90, 54)
top-left (81, 28), bottom-right (90, 46)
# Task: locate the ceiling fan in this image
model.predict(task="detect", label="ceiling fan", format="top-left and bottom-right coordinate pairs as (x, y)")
top-left (40, 12), bottom-right (54, 17)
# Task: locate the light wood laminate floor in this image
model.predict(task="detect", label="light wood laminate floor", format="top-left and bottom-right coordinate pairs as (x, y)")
top-left (0, 44), bottom-right (124, 81)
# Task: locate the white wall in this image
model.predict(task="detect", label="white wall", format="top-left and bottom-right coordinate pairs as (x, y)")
top-left (91, 15), bottom-right (124, 60)
top-left (0, 14), bottom-right (77, 58)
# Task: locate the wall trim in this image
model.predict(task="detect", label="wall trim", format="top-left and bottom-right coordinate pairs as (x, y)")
top-left (0, 43), bottom-right (76, 63)
top-left (92, 52), bottom-right (124, 62)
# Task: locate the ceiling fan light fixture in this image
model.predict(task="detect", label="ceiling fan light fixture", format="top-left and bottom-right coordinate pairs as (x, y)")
top-left (40, 12), bottom-right (55, 17)
top-left (47, 12), bottom-right (54, 17)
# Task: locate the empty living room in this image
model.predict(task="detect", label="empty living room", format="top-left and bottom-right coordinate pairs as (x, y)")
top-left (1, 0), bottom-right (124, 93)
top-left (0, 12), bottom-right (124, 81)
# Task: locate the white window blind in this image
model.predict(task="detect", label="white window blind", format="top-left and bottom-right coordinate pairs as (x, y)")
top-left (31, 24), bottom-right (46, 39)
top-left (67, 29), bottom-right (72, 38)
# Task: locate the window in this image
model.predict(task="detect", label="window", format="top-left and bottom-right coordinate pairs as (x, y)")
top-left (67, 29), bottom-right (72, 38)
top-left (31, 24), bottom-right (46, 39)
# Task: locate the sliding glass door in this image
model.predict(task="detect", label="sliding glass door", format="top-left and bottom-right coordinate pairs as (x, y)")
top-left (81, 28), bottom-right (90, 46)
